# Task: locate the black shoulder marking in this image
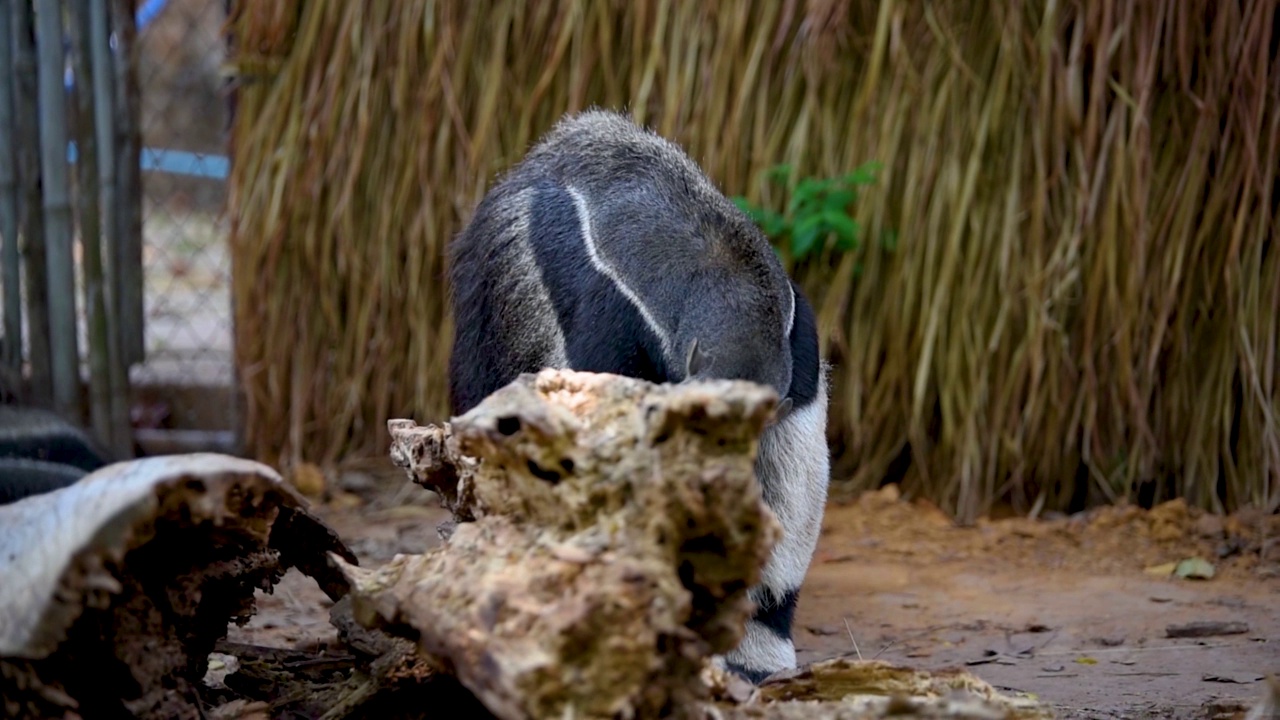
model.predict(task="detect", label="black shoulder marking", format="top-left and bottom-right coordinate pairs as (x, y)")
top-left (724, 662), bottom-right (772, 685)
top-left (527, 181), bottom-right (584, 335)
top-left (785, 281), bottom-right (820, 408)
top-left (753, 587), bottom-right (799, 641)
top-left (527, 182), bottom-right (670, 384)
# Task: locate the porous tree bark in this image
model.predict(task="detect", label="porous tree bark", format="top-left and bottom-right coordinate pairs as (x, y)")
top-left (348, 370), bottom-right (784, 719)
top-left (362, 370), bottom-right (1056, 720)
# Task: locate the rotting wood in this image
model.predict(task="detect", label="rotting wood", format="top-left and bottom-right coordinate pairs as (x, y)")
top-left (717, 656), bottom-right (1053, 718)
top-left (367, 369), bottom-right (785, 719)
top-left (0, 453), bottom-right (357, 720)
top-left (372, 369), bottom-right (1054, 719)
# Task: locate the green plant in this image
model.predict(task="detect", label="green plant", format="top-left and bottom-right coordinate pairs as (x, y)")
top-left (733, 161), bottom-right (881, 261)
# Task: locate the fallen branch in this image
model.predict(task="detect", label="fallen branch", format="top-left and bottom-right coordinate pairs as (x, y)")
top-left (725, 656), bottom-right (1052, 718)
top-left (363, 370), bottom-right (783, 719)
top-left (0, 453), bottom-right (357, 720)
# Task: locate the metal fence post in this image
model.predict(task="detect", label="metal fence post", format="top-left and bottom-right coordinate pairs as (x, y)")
top-left (34, 0), bottom-right (82, 421)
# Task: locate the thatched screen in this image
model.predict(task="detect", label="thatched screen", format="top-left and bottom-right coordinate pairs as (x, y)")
top-left (226, 1), bottom-right (1279, 522)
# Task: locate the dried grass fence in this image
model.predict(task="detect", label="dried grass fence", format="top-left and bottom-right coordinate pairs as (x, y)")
top-left (226, 1), bottom-right (1279, 522)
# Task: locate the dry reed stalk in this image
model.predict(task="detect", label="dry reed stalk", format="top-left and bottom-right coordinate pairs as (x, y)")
top-left (226, 0), bottom-right (1279, 522)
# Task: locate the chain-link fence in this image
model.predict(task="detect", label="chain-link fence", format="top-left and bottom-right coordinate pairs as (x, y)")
top-left (2, 0), bottom-right (235, 452)
top-left (130, 0), bottom-right (235, 435)
top-left (124, 0), bottom-right (238, 438)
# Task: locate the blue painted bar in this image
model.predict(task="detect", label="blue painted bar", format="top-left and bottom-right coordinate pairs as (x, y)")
top-left (59, 0), bottom-right (232, 181)
top-left (136, 0), bottom-right (169, 29)
top-left (140, 148), bottom-right (230, 179)
top-left (68, 143), bottom-right (230, 180)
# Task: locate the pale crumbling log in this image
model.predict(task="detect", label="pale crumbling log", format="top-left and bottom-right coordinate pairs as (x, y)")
top-left (372, 369), bottom-right (1056, 720)
top-left (0, 453), bottom-right (357, 720)
top-left (356, 369), bottom-right (784, 719)
top-left (719, 656), bottom-right (1053, 719)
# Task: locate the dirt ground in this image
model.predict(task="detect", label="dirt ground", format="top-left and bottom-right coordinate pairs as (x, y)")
top-left (228, 462), bottom-right (1280, 720)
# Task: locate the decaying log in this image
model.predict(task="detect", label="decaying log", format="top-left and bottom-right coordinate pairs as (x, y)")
top-left (713, 656), bottom-right (1053, 719)
top-left (363, 369), bottom-right (784, 719)
top-left (0, 453), bottom-right (357, 720)
top-left (202, 632), bottom-right (492, 720)
top-left (374, 369), bottom-right (1055, 719)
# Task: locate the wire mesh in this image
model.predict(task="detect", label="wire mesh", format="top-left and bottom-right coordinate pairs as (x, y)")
top-left (129, 0), bottom-right (234, 427)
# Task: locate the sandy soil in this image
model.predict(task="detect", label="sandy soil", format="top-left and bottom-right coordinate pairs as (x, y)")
top-left (228, 464), bottom-right (1279, 719)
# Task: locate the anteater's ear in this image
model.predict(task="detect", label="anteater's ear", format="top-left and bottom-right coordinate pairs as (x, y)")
top-left (767, 397), bottom-right (794, 427)
top-left (685, 338), bottom-right (706, 378)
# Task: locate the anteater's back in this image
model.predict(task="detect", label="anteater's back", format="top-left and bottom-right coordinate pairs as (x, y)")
top-left (447, 110), bottom-right (795, 413)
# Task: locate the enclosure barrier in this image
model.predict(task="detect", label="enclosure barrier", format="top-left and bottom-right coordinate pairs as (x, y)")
top-left (1, 0), bottom-right (238, 462)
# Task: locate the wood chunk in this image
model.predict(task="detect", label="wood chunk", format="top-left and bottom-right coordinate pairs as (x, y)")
top-left (372, 370), bottom-right (1056, 719)
top-left (718, 656), bottom-right (1053, 719)
top-left (370, 370), bottom-right (784, 719)
top-left (0, 453), bottom-right (357, 720)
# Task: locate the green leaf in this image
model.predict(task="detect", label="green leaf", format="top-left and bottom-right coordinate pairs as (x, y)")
top-left (824, 211), bottom-right (860, 250)
top-left (845, 161), bottom-right (882, 186)
top-left (822, 188), bottom-right (856, 213)
top-left (766, 163), bottom-right (794, 184)
top-left (796, 177), bottom-right (826, 195)
top-left (789, 178), bottom-right (825, 216)
top-left (793, 227), bottom-right (821, 258)
top-left (741, 161), bottom-right (885, 260)
top-left (792, 214), bottom-right (825, 258)
top-left (794, 212), bottom-right (824, 234)
top-left (764, 216), bottom-right (788, 238)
